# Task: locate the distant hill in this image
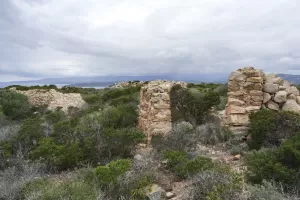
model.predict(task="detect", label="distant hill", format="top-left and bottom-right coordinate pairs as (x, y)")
top-left (277, 74), bottom-right (300, 84)
top-left (0, 73), bottom-right (228, 88)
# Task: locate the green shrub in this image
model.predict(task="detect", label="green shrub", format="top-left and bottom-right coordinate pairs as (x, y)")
top-left (0, 90), bottom-right (30, 120)
top-left (278, 134), bottom-right (300, 169)
top-left (22, 177), bottom-right (103, 200)
top-left (248, 110), bottom-right (300, 149)
top-left (171, 86), bottom-right (220, 125)
top-left (102, 127), bottom-right (145, 158)
top-left (94, 159), bottom-right (132, 186)
top-left (245, 148), bottom-right (297, 184)
top-left (163, 150), bottom-right (213, 179)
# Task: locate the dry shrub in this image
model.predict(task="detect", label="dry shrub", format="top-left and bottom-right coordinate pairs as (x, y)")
top-left (0, 159), bottom-right (45, 200)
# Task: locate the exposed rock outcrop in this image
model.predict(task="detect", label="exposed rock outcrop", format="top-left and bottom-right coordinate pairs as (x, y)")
top-left (109, 81), bottom-right (145, 89)
top-left (137, 80), bottom-right (187, 145)
top-left (10, 88), bottom-right (87, 112)
top-left (225, 67), bottom-right (300, 133)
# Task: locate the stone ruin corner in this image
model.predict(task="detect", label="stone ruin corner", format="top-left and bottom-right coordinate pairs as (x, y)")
top-left (224, 66), bottom-right (300, 133)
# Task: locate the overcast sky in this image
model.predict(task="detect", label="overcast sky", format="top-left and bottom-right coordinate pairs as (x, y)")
top-left (1, 0), bottom-right (300, 81)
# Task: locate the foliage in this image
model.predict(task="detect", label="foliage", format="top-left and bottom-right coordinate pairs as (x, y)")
top-left (22, 176), bottom-right (105, 200)
top-left (171, 86), bottom-right (220, 125)
top-left (0, 90), bottom-right (30, 120)
top-left (244, 147), bottom-right (299, 185)
top-left (189, 170), bottom-right (244, 200)
top-left (0, 160), bottom-right (45, 200)
top-left (163, 150), bottom-right (213, 179)
top-left (248, 110), bottom-right (300, 149)
top-left (94, 159), bottom-right (132, 186)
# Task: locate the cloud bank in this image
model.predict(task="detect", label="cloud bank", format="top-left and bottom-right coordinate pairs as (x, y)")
top-left (1, 0), bottom-right (300, 81)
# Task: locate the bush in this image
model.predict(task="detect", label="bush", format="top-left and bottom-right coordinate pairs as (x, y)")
top-left (189, 170), bottom-right (243, 200)
top-left (94, 159), bottom-right (132, 186)
top-left (163, 150), bottom-right (213, 179)
top-left (102, 127), bottom-right (145, 158)
top-left (171, 86), bottom-right (220, 125)
top-left (247, 180), bottom-right (299, 200)
top-left (245, 148), bottom-right (297, 185)
top-left (0, 160), bottom-right (45, 200)
top-left (151, 121), bottom-right (198, 153)
top-left (248, 110), bottom-right (300, 149)
top-left (278, 134), bottom-right (300, 169)
top-left (0, 90), bottom-right (30, 120)
top-left (22, 176), bottom-right (105, 200)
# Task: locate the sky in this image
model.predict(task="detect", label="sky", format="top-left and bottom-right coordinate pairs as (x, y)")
top-left (1, 0), bottom-right (300, 82)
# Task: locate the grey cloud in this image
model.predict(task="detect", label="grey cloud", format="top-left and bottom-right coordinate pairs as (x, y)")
top-left (1, 0), bottom-right (300, 82)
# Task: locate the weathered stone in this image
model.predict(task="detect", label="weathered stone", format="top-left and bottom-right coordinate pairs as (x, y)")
top-left (226, 105), bottom-right (246, 114)
top-left (297, 96), bottom-right (300, 104)
top-left (247, 77), bottom-right (263, 83)
top-left (263, 92), bottom-right (272, 103)
top-left (245, 106), bottom-right (261, 113)
top-left (244, 82), bottom-right (263, 91)
top-left (11, 88), bottom-right (86, 112)
top-left (250, 90), bottom-right (264, 96)
top-left (228, 71), bottom-right (245, 81)
top-left (283, 80), bottom-right (291, 91)
top-left (251, 95), bottom-right (263, 102)
top-left (287, 94), bottom-right (297, 100)
top-left (279, 86), bottom-right (286, 91)
top-left (282, 99), bottom-right (300, 113)
top-left (166, 192), bottom-right (176, 199)
top-left (267, 100), bottom-right (279, 111)
top-left (137, 80), bottom-right (187, 145)
top-left (289, 86), bottom-right (300, 96)
top-left (265, 73), bottom-right (284, 85)
top-left (263, 83), bottom-right (279, 93)
top-left (274, 91), bottom-right (288, 103)
top-left (227, 98), bottom-right (245, 106)
top-left (227, 114), bottom-right (249, 126)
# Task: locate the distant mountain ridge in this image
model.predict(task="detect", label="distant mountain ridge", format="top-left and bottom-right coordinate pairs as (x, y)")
top-left (277, 74), bottom-right (300, 84)
top-left (0, 73), bottom-right (228, 88)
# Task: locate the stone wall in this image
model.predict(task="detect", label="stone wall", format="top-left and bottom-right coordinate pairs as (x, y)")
top-left (137, 80), bottom-right (187, 145)
top-left (10, 88), bottom-right (87, 113)
top-left (225, 67), bottom-right (300, 132)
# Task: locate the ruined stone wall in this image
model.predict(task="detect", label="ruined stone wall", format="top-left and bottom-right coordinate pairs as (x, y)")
top-left (225, 67), bottom-right (300, 132)
top-left (137, 80), bottom-right (187, 144)
top-left (10, 88), bottom-right (87, 112)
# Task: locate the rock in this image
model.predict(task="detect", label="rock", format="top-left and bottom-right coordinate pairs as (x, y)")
top-left (263, 83), bottom-right (279, 94)
top-left (297, 96), bottom-right (300, 104)
top-left (245, 106), bottom-right (261, 113)
top-left (134, 154), bottom-right (143, 161)
top-left (227, 98), bottom-right (245, 106)
top-left (166, 192), bottom-right (176, 199)
top-left (226, 105), bottom-right (246, 114)
top-left (283, 80), bottom-right (291, 91)
top-left (247, 77), bottom-right (263, 83)
top-left (274, 91), bottom-right (288, 103)
top-left (287, 94), bottom-right (297, 100)
top-left (289, 86), bottom-right (300, 96)
top-left (267, 100), bottom-right (279, 111)
top-left (227, 114), bottom-right (249, 126)
top-left (145, 184), bottom-right (166, 200)
top-left (265, 74), bottom-right (284, 84)
top-left (232, 154), bottom-right (241, 161)
top-left (282, 99), bottom-right (300, 113)
top-left (12, 88), bottom-right (86, 112)
top-left (279, 86), bottom-right (286, 91)
top-left (263, 92), bottom-right (272, 103)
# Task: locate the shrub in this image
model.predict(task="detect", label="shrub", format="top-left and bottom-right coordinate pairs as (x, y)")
top-left (0, 160), bottom-right (45, 200)
top-left (22, 176), bottom-right (105, 200)
top-left (94, 159), bottom-right (132, 186)
top-left (196, 116), bottom-right (233, 145)
top-left (171, 86), bottom-right (220, 125)
top-left (189, 170), bottom-right (243, 200)
top-left (151, 121), bottom-right (198, 153)
top-left (0, 90), bottom-right (30, 120)
top-left (278, 134), bottom-right (300, 169)
top-left (163, 150), bottom-right (213, 179)
top-left (248, 110), bottom-right (300, 149)
top-left (247, 180), bottom-right (299, 200)
top-left (245, 148), bottom-right (297, 184)
top-left (102, 127), bottom-right (145, 158)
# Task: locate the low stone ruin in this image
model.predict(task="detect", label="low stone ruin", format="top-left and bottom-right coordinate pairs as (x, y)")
top-left (224, 67), bottom-right (300, 133)
top-left (137, 80), bottom-right (187, 145)
top-left (10, 88), bottom-right (87, 113)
